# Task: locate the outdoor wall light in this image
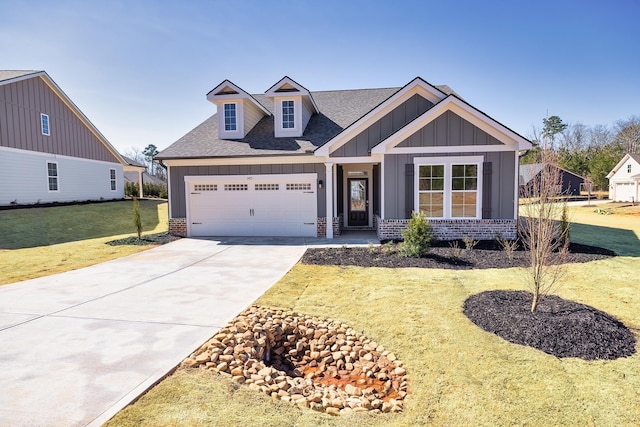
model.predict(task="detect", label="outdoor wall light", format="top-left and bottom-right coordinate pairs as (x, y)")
top-left (318, 179), bottom-right (323, 189)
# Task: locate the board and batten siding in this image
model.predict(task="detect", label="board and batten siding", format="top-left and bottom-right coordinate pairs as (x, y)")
top-left (396, 110), bottom-right (505, 148)
top-left (330, 94), bottom-right (434, 158)
top-left (383, 151), bottom-right (516, 219)
top-left (169, 163), bottom-right (326, 218)
top-left (0, 76), bottom-right (120, 163)
top-left (0, 146), bottom-right (124, 205)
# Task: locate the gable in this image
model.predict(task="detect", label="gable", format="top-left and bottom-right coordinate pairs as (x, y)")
top-left (330, 94), bottom-right (434, 157)
top-left (0, 74), bottom-right (123, 163)
top-left (371, 95), bottom-right (531, 155)
top-left (608, 154), bottom-right (640, 180)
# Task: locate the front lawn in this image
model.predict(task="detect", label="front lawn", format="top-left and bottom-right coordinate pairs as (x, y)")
top-left (0, 200), bottom-right (169, 285)
top-left (106, 212), bottom-right (640, 426)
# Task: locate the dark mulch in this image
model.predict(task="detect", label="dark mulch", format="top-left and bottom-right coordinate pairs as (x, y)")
top-left (301, 240), bottom-right (615, 270)
top-left (106, 232), bottom-right (180, 246)
top-left (463, 290), bottom-right (637, 360)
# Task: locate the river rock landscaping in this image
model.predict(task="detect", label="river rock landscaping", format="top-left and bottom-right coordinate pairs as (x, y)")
top-left (181, 305), bottom-right (408, 415)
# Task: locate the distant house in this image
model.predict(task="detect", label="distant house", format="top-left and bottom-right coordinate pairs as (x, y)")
top-left (519, 163), bottom-right (587, 196)
top-left (607, 154), bottom-right (640, 202)
top-left (157, 75), bottom-right (531, 239)
top-left (0, 70), bottom-right (130, 206)
top-left (122, 156), bottom-right (167, 196)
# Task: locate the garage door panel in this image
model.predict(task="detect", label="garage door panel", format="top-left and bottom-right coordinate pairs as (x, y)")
top-left (187, 174), bottom-right (317, 237)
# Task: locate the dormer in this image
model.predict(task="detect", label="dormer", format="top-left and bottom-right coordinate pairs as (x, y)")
top-left (206, 80), bottom-right (270, 139)
top-left (265, 76), bottom-right (319, 138)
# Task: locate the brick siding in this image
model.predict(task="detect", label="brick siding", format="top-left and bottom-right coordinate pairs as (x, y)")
top-left (168, 217), bottom-right (187, 237)
top-left (376, 216), bottom-right (517, 241)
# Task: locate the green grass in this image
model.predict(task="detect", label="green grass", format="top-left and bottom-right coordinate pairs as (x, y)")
top-left (0, 200), bottom-right (168, 285)
top-left (106, 212), bottom-right (640, 426)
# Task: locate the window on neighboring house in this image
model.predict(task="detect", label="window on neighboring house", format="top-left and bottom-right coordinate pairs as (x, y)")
top-left (224, 103), bottom-right (237, 131)
top-left (47, 162), bottom-right (58, 191)
top-left (415, 157), bottom-right (482, 219)
top-left (628, 164), bottom-right (632, 173)
top-left (110, 169), bottom-right (117, 191)
top-left (41, 113), bottom-right (50, 136)
top-left (282, 100), bottom-right (295, 129)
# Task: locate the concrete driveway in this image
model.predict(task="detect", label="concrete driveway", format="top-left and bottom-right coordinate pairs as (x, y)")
top-left (0, 237), bottom-right (313, 426)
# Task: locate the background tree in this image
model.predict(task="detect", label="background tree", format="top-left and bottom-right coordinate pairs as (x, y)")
top-left (542, 115), bottom-right (568, 150)
top-left (614, 116), bottom-right (640, 154)
top-left (519, 148), bottom-right (570, 312)
top-left (143, 144), bottom-right (159, 175)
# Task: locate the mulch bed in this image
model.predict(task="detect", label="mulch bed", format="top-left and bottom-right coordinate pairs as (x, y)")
top-left (106, 232), bottom-right (180, 246)
top-left (463, 290), bottom-right (637, 360)
top-left (301, 240), bottom-right (615, 270)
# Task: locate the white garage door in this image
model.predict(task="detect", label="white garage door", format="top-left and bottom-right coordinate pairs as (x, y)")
top-left (614, 182), bottom-right (636, 202)
top-left (186, 173), bottom-right (317, 237)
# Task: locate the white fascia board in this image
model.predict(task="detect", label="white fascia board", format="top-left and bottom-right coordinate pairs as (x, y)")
top-left (34, 72), bottom-right (127, 165)
top-left (0, 145), bottom-right (122, 166)
top-left (324, 154), bottom-right (383, 164)
top-left (314, 78), bottom-right (447, 157)
top-left (606, 153), bottom-right (631, 178)
top-left (265, 76), bottom-right (319, 114)
top-left (371, 96), bottom-right (531, 154)
top-left (163, 155), bottom-right (325, 167)
top-left (207, 79), bottom-right (270, 115)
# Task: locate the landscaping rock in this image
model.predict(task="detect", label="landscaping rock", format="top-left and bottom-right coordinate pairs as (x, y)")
top-left (183, 305), bottom-right (409, 416)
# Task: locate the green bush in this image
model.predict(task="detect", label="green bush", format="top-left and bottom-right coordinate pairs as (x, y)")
top-left (143, 183), bottom-right (168, 199)
top-left (125, 182), bottom-right (139, 197)
top-left (400, 211), bottom-right (433, 258)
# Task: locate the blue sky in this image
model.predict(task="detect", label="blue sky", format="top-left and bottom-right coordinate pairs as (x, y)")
top-left (2, 0), bottom-right (638, 154)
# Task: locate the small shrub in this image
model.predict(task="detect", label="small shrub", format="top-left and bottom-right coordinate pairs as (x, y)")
top-left (462, 235), bottom-right (478, 250)
top-left (496, 233), bottom-right (518, 260)
top-left (560, 203), bottom-right (571, 246)
top-left (133, 197), bottom-right (142, 240)
top-left (400, 211), bottom-right (433, 258)
top-left (383, 241), bottom-right (396, 255)
top-left (368, 242), bottom-right (377, 254)
top-left (125, 182), bottom-right (139, 197)
top-left (449, 241), bottom-right (463, 258)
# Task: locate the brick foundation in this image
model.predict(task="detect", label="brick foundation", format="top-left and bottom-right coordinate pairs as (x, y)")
top-left (169, 217), bottom-right (187, 237)
top-left (376, 216), bottom-right (517, 241)
top-left (317, 217), bottom-right (342, 238)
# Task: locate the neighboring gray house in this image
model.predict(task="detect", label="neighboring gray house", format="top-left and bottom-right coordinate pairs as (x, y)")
top-left (0, 70), bottom-right (130, 205)
top-left (519, 163), bottom-right (588, 197)
top-left (157, 76), bottom-right (532, 240)
top-left (607, 153), bottom-right (640, 202)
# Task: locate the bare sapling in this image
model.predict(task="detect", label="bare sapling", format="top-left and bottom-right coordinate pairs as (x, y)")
top-left (518, 149), bottom-right (571, 312)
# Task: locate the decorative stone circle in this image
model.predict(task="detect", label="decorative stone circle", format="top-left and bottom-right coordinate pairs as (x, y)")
top-left (181, 305), bottom-right (409, 415)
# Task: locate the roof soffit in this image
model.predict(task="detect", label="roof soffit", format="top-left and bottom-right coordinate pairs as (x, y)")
top-left (371, 95), bottom-right (532, 154)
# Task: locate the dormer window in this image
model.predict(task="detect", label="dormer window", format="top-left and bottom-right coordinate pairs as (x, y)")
top-left (224, 103), bottom-right (237, 131)
top-left (282, 100), bottom-right (295, 129)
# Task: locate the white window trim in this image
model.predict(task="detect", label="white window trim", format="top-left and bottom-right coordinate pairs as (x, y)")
top-left (414, 156), bottom-right (483, 219)
top-left (281, 99), bottom-right (295, 129)
top-left (274, 97), bottom-right (302, 137)
top-left (47, 161), bottom-right (59, 192)
top-left (41, 113), bottom-right (50, 136)
top-left (628, 164), bottom-right (632, 174)
top-left (109, 168), bottom-right (117, 192)
top-left (223, 102), bottom-right (237, 132)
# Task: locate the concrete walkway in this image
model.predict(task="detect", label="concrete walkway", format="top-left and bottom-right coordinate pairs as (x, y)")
top-left (0, 238), bottom-right (317, 426)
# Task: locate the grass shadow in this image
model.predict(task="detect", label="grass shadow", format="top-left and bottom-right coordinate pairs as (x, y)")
top-left (0, 200), bottom-right (166, 249)
top-left (570, 222), bottom-right (639, 257)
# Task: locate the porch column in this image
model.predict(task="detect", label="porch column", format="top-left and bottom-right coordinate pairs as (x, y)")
top-left (325, 162), bottom-right (334, 239)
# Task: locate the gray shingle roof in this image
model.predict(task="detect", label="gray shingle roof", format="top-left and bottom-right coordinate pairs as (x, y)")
top-left (158, 84), bottom-right (455, 159)
top-left (0, 70), bottom-right (41, 83)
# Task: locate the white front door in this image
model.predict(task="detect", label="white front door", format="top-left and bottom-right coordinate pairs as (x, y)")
top-left (186, 174), bottom-right (317, 237)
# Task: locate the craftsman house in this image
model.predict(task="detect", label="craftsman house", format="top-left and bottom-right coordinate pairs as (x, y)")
top-left (607, 153), bottom-right (640, 202)
top-left (0, 70), bottom-right (130, 205)
top-left (157, 76), bottom-right (532, 240)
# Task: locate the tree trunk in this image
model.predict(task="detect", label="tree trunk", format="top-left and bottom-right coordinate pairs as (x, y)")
top-left (531, 292), bottom-right (539, 313)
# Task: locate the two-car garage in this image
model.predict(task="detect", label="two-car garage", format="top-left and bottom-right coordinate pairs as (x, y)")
top-left (185, 173), bottom-right (318, 237)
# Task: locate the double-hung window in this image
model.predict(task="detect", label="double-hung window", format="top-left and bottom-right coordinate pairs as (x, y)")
top-left (224, 103), bottom-right (237, 131)
top-left (415, 157), bottom-right (482, 219)
top-left (282, 100), bottom-right (295, 129)
top-left (41, 113), bottom-right (50, 136)
top-left (47, 162), bottom-right (58, 191)
top-left (109, 169), bottom-right (117, 191)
